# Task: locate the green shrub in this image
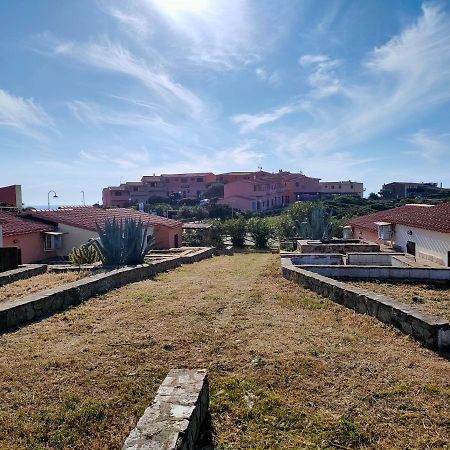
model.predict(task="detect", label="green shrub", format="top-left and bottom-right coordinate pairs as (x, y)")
top-left (224, 218), bottom-right (247, 247)
top-left (247, 217), bottom-right (273, 248)
top-left (210, 220), bottom-right (225, 249)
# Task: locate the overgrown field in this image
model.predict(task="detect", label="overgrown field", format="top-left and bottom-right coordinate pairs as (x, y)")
top-left (0, 271), bottom-right (89, 303)
top-left (0, 254), bottom-right (448, 449)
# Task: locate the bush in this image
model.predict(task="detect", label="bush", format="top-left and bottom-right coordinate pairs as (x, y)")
top-left (210, 220), bottom-right (225, 249)
top-left (224, 218), bottom-right (247, 247)
top-left (270, 214), bottom-right (295, 239)
top-left (247, 218), bottom-right (273, 248)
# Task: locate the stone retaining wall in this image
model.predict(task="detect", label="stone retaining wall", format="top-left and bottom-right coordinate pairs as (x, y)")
top-left (123, 369), bottom-right (209, 450)
top-left (281, 258), bottom-right (450, 349)
top-left (0, 248), bottom-right (213, 333)
top-left (0, 264), bottom-right (47, 287)
top-left (297, 240), bottom-right (380, 254)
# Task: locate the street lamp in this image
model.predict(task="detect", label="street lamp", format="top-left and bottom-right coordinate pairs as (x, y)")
top-left (81, 190), bottom-right (85, 206)
top-left (47, 190), bottom-right (58, 210)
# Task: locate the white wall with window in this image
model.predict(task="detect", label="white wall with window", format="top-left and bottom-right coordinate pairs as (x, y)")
top-left (393, 224), bottom-right (450, 266)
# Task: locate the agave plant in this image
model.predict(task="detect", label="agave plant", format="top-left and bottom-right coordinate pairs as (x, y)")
top-left (297, 206), bottom-right (332, 240)
top-left (69, 243), bottom-right (99, 265)
top-left (89, 217), bottom-right (154, 266)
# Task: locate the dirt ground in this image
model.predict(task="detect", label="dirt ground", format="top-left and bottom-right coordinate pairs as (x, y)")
top-left (348, 280), bottom-right (450, 322)
top-left (0, 271), bottom-right (90, 303)
top-left (0, 254), bottom-right (449, 449)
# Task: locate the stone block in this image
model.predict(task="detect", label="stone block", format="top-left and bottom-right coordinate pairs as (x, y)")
top-left (122, 369), bottom-right (209, 450)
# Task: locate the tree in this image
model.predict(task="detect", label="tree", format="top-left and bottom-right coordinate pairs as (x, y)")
top-left (368, 192), bottom-right (380, 200)
top-left (224, 217), bottom-right (247, 247)
top-left (271, 214), bottom-right (295, 239)
top-left (247, 217), bottom-right (273, 248)
top-left (203, 183), bottom-right (224, 199)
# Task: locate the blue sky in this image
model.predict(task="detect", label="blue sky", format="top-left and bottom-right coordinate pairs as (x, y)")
top-left (1, 0), bottom-right (450, 206)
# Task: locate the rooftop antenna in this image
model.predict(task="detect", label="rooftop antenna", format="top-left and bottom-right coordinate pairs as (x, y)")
top-left (258, 165), bottom-right (262, 171)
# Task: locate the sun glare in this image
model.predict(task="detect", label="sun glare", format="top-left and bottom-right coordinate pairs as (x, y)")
top-left (151, 0), bottom-right (212, 17)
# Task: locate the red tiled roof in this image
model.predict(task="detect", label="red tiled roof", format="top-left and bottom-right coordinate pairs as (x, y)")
top-left (0, 211), bottom-right (55, 237)
top-left (29, 207), bottom-right (182, 231)
top-left (349, 203), bottom-right (450, 234)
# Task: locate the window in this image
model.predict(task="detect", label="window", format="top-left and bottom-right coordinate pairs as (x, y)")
top-left (331, 185), bottom-right (335, 189)
top-left (181, 177), bottom-right (188, 183)
top-left (150, 182), bottom-right (156, 187)
top-left (351, 184), bottom-right (354, 189)
top-left (44, 233), bottom-right (63, 251)
top-left (196, 177), bottom-right (203, 182)
top-left (114, 191), bottom-right (122, 196)
top-left (339, 185), bottom-right (342, 189)
top-left (133, 187), bottom-right (138, 192)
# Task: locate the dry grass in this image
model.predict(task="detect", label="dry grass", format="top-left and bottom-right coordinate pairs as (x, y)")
top-left (349, 280), bottom-right (450, 322)
top-left (0, 254), bottom-right (449, 449)
top-left (0, 271), bottom-right (90, 303)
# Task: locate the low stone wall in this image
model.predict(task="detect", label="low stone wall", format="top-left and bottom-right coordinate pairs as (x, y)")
top-left (0, 248), bottom-right (213, 333)
top-left (297, 240), bottom-right (380, 254)
top-left (123, 369), bottom-right (209, 450)
top-left (281, 259), bottom-right (450, 349)
top-left (291, 264), bottom-right (450, 282)
top-left (214, 246), bottom-right (234, 256)
top-left (0, 264), bottom-right (47, 287)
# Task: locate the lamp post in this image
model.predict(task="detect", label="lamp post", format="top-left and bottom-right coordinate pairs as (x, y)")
top-left (47, 190), bottom-right (58, 210)
top-left (81, 190), bottom-right (85, 206)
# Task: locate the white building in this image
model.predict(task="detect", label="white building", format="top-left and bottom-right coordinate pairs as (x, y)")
top-left (349, 203), bottom-right (450, 266)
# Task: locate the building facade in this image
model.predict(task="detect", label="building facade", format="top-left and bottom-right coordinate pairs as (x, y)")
top-left (349, 203), bottom-right (450, 266)
top-left (319, 180), bottom-right (364, 197)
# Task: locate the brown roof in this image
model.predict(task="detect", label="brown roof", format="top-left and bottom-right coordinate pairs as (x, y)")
top-left (349, 203), bottom-right (450, 234)
top-left (0, 211), bottom-right (55, 237)
top-left (29, 207), bottom-right (182, 231)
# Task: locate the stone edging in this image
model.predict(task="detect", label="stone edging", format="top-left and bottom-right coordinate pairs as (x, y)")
top-left (123, 369), bottom-right (209, 450)
top-left (281, 258), bottom-right (450, 349)
top-left (0, 248), bottom-right (213, 333)
top-left (0, 264), bottom-right (47, 287)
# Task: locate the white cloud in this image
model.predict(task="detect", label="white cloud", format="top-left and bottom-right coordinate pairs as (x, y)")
top-left (106, 7), bottom-right (150, 36)
top-left (405, 130), bottom-right (449, 162)
top-left (242, 4), bottom-right (450, 162)
top-left (44, 35), bottom-right (207, 119)
top-left (231, 102), bottom-right (309, 133)
top-left (67, 100), bottom-right (174, 131)
top-left (80, 148), bottom-right (150, 170)
top-left (255, 68), bottom-right (281, 86)
top-left (0, 89), bottom-right (52, 135)
top-left (215, 141), bottom-right (264, 165)
top-left (299, 54), bottom-right (343, 98)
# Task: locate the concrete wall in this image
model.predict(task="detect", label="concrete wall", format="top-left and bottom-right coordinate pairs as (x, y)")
top-left (281, 258), bottom-right (450, 349)
top-left (289, 264), bottom-right (450, 282)
top-left (394, 225), bottom-right (450, 266)
top-left (297, 240), bottom-right (380, 254)
top-left (123, 369), bottom-right (209, 450)
top-left (56, 224), bottom-right (99, 256)
top-left (291, 254), bottom-right (344, 265)
top-left (3, 233), bottom-right (56, 263)
top-left (346, 252), bottom-right (410, 267)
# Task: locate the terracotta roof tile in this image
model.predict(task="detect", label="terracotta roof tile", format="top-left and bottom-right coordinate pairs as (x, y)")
top-left (349, 203), bottom-right (450, 234)
top-left (29, 207), bottom-right (182, 231)
top-left (0, 211), bottom-right (55, 236)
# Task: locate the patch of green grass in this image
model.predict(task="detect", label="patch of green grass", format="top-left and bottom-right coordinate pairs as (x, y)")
top-left (372, 384), bottom-right (408, 400)
top-left (197, 311), bottom-right (215, 321)
top-left (422, 384), bottom-right (450, 398)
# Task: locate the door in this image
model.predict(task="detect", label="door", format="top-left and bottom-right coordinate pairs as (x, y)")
top-left (174, 234), bottom-right (179, 248)
top-left (406, 241), bottom-right (416, 256)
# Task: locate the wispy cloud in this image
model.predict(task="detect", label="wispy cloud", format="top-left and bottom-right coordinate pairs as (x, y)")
top-left (405, 129), bottom-right (450, 162)
top-left (231, 102), bottom-right (309, 133)
top-left (67, 100), bottom-right (174, 131)
top-left (0, 89), bottom-right (53, 136)
top-left (238, 4), bottom-right (450, 162)
top-left (42, 35), bottom-right (207, 119)
top-left (80, 148), bottom-right (150, 170)
top-left (255, 68), bottom-right (281, 86)
top-left (299, 54), bottom-right (343, 98)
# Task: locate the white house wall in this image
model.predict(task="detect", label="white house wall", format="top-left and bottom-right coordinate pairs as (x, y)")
top-left (394, 224), bottom-right (450, 266)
